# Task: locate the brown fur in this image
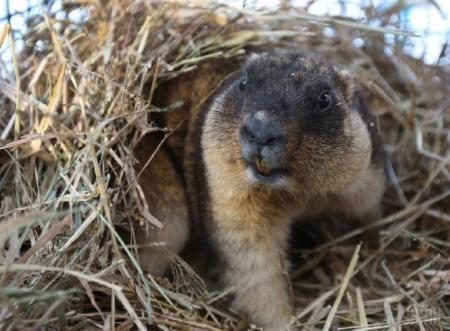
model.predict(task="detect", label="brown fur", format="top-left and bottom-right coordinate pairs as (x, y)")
top-left (152, 58), bottom-right (240, 166)
top-left (133, 133), bottom-right (189, 276)
top-left (133, 59), bottom-right (239, 275)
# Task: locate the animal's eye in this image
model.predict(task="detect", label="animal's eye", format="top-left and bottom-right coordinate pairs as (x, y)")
top-left (318, 92), bottom-right (332, 110)
top-left (239, 77), bottom-right (247, 91)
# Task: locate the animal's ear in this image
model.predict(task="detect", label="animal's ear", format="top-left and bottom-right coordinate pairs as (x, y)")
top-left (336, 68), bottom-right (355, 107)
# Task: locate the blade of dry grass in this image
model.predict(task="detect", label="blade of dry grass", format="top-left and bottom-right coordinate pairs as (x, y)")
top-left (322, 244), bottom-right (361, 331)
top-left (0, 264), bottom-right (146, 331)
top-left (356, 287), bottom-right (368, 328)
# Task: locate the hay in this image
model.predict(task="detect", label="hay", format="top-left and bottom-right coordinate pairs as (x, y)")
top-left (0, 1), bottom-right (449, 330)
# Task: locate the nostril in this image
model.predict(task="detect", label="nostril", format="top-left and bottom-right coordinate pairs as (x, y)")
top-left (241, 125), bottom-right (255, 140)
top-left (266, 137), bottom-right (279, 146)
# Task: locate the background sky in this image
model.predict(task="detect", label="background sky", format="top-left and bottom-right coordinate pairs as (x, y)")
top-left (0, 0), bottom-right (449, 65)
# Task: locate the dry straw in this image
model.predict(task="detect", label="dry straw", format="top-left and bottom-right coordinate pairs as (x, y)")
top-left (0, 1), bottom-right (449, 330)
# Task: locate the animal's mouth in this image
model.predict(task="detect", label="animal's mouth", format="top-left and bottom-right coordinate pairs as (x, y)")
top-left (246, 158), bottom-right (289, 186)
top-left (254, 158), bottom-right (273, 177)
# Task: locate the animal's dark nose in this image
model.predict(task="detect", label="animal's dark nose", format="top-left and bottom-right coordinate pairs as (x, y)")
top-left (240, 111), bottom-right (287, 170)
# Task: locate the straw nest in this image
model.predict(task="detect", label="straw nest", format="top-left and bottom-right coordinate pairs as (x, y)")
top-left (0, 1), bottom-right (449, 330)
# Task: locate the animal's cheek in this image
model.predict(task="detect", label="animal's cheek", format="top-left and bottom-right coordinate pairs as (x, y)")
top-left (284, 129), bottom-right (309, 162)
top-left (218, 125), bottom-right (246, 166)
top-left (287, 134), bottom-right (302, 155)
top-left (287, 137), bottom-right (327, 169)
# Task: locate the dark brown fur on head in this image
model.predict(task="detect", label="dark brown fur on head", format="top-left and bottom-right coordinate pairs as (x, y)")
top-left (203, 50), bottom-right (377, 196)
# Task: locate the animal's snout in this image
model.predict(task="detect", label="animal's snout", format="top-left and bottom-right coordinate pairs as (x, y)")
top-left (240, 111), bottom-right (287, 172)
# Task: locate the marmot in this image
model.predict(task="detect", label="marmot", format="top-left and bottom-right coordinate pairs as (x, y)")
top-left (134, 51), bottom-right (386, 331)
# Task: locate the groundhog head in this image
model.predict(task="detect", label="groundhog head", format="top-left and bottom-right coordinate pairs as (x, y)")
top-left (202, 51), bottom-right (373, 194)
